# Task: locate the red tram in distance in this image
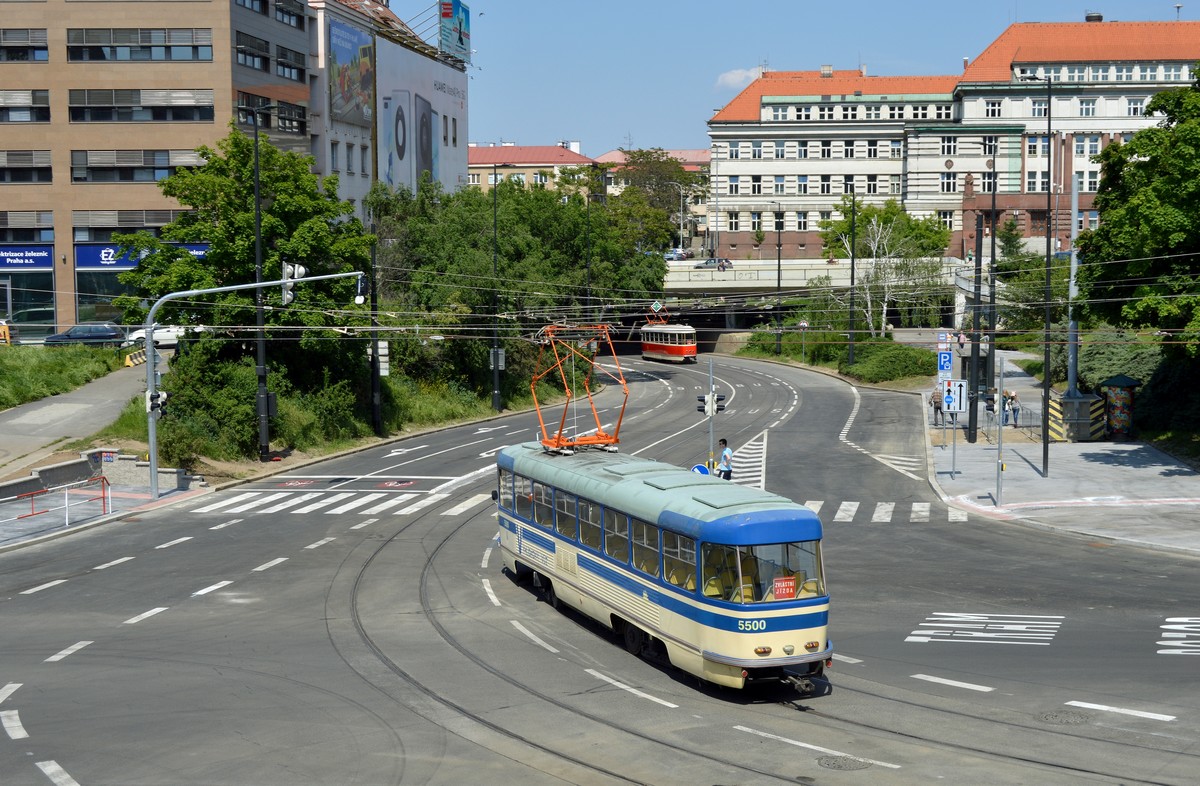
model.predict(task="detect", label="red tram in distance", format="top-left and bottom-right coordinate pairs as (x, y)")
top-left (640, 323), bottom-right (697, 363)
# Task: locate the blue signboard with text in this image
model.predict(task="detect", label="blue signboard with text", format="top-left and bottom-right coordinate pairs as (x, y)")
top-left (74, 243), bottom-right (209, 271)
top-left (0, 245), bottom-right (54, 270)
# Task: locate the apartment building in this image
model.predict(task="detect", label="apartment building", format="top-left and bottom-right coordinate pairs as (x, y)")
top-left (707, 15), bottom-right (1200, 261)
top-left (0, 0), bottom-right (467, 335)
top-left (467, 143), bottom-right (597, 193)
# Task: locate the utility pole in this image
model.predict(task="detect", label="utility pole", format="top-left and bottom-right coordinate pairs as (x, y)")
top-left (967, 212), bottom-right (984, 443)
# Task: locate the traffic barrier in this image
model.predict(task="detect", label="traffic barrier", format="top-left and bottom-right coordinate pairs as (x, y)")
top-left (0, 324), bottom-right (11, 345)
top-left (124, 348), bottom-right (147, 367)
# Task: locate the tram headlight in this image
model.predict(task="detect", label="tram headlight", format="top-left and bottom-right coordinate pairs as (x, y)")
top-left (805, 641), bottom-right (820, 651)
top-left (753, 646), bottom-right (772, 656)
top-left (783, 645), bottom-right (795, 655)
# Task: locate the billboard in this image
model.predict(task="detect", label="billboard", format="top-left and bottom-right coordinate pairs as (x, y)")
top-left (439, 1), bottom-right (471, 64)
top-left (376, 37), bottom-right (468, 193)
top-left (328, 19), bottom-right (375, 127)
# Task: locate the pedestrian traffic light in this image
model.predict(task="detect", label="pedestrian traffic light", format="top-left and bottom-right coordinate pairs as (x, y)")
top-left (354, 273), bottom-right (369, 305)
top-left (146, 390), bottom-right (169, 418)
top-left (715, 393), bottom-right (726, 413)
top-left (697, 394), bottom-right (707, 414)
top-left (282, 261), bottom-right (307, 305)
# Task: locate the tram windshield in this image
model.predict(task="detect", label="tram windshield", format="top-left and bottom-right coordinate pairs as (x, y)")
top-left (700, 540), bottom-right (824, 604)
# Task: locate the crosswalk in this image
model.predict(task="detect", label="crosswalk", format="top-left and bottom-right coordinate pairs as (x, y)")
top-left (183, 488), bottom-right (967, 525)
top-left (187, 490), bottom-right (492, 517)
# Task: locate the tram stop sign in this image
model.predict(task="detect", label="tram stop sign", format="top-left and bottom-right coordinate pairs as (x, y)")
top-left (691, 464), bottom-right (710, 475)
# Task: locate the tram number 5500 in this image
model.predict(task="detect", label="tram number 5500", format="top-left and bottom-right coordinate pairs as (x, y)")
top-left (738, 619), bottom-right (767, 632)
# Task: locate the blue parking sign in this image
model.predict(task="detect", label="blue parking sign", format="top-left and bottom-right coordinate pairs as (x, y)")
top-left (938, 351), bottom-right (953, 372)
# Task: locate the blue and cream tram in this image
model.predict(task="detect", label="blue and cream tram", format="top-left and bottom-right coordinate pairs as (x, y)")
top-left (495, 442), bottom-right (831, 691)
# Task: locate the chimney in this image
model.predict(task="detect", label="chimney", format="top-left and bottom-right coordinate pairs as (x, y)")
top-left (860, 63), bottom-right (867, 77)
top-left (1085, 12), bottom-right (1103, 22)
top-left (963, 56), bottom-right (969, 70)
top-left (820, 64), bottom-right (833, 78)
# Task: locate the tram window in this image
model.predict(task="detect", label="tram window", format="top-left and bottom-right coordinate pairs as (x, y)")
top-left (742, 541), bottom-right (824, 601)
top-left (497, 468), bottom-right (515, 510)
top-left (662, 531), bottom-right (696, 589)
top-left (631, 518), bottom-right (660, 577)
top-left (578, 498), bottom-right (602, 550)
top-left (555, 490), bottom-right (578, 539)
top-left (514, 474), bottom-right (532, 519)
top-left (532, 482), bottom-right (554, 528)
top-left (603, 509), bottom-right (629, 562)
top-left (701, 544), bottom-right (739, 601)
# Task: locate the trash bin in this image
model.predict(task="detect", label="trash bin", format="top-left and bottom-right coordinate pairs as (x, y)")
top-left (1099, 374), bottom-right (1141, 440)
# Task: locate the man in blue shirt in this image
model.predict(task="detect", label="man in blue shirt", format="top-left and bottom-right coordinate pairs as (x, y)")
top-left (717, 438), bottom-right (733, 480)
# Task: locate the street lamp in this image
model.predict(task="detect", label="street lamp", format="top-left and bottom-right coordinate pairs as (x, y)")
top-left (667, 181), bottom-right (686, 252)
top-left (1022, 73), bottom-right (1053, 478)
top-left (848, 192), bottom-right (857, 365)
top-left (239, 102), bottom-right (275, 462)
top-left (490, 162), bottom-right (510, 413)
top-left (770, 200), bottom-right (783, 354)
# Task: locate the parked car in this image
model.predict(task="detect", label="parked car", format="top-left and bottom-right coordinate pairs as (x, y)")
top-left (694, 257), bottom-right (733, 270)
top-left (122, 323), bottom-right (206, 349)
top-left (1, 307), bottom-right (57, 343)
top-left (43, 322), bottom-right (126, 347)
top-left (663, 250), bottom-right (685, 261)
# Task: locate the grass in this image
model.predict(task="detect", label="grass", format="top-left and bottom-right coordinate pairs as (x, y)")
top-left (0, 345), bottom-right (126, 409)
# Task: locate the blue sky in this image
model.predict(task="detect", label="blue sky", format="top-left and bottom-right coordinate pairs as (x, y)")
top-left (432, 0), bottom-right (1193, 157)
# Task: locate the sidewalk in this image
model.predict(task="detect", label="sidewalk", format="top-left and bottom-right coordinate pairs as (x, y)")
top-left (927, 350), bottom-right (1200, 557)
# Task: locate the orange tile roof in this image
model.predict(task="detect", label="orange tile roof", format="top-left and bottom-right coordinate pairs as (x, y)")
top-left (713, 71), bottom-right (960, 122)
top-left (468, 146), bottom-right (596, 166)
top-left (963, 21), bottom-right (1200, 82)
top-left (594, 148), bottom-right (709, 171)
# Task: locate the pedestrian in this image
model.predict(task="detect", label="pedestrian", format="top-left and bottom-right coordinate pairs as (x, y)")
top-left (1008, 390), bottom-right (1021, 428)
top-left (957, 332), bottom-right (967, 350)
top-left (1001, 391), bottom-right (1011, 425)
top-left (930, 389), bottom-right (944, 426)
top-left (717, 438), bottom-right (733, 480)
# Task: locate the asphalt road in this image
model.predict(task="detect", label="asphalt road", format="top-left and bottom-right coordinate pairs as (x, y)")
top-left (2, 355), bottom-right (1197, 784)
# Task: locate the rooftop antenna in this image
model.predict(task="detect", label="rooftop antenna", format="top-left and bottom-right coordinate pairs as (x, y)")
top-left (1176, 4), bottom-right (1183, 21)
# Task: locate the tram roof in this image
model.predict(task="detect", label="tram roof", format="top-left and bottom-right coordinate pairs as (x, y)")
top-left (497, 443), bottom-right (822, 544)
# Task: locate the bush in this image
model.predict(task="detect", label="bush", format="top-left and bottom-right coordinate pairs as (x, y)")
top-left (841, 340), bottom-right (936, 383)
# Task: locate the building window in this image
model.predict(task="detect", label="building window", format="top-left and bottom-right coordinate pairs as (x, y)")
top-left (1026, 170), bottom-right (1049, 192)
top-left (796, 105), bottom-right (810, 120)
top-left (235, 32), bottom-right (269, 71)
top-left (1032, 99), bottom-right (1048, 118)
top-left (1139, 65), bottom-right (1159, 81)
top-left (346, 144), bottom-right (354, 174)
top-left (890, 140), bottom-right (902, 158)
top-left (751, 141), bottom-right (762, 159)
top-left (819, 175), bottom-right (831, 195)
top-left (774, 141), bottom-right (785, 158)
top-left (842, 105), bottom-right (858, 120)
top-left (913, 104), bottom-right (928, 119)
top-left (980, 135), bottom-right (998, 157)
top-left (772, 211), bottom-right (784, 231)
top-left (726, 211), bottom-right (739, 232)
top-left (330, 141), bottom-right (340, 172)
top-left (936, 104), bottom-right (953, 120)
top-left (889, 174), bottom-right (901, 194)
top-left (843, 140), bottom-right (854, 158)
top-left (940, 136), bottom-right (957, 155)
top-left (888, 105), bottom-right (903, 119)
top-left (1029, 210), bottom-right (1048, 234)
top-left (66, 28), bottom-right (214, 62)
top-left (727, 175), bottom-right (739, 195)
top-left (468, 172), bottom-right (479, 185)
top-left (1074, 135), bottom-right (1100, 156)
top-left (0, 150), bottom-right (52, 182)
top-left (1079, 98), bottom-right (1096, 117)
top-left (532, 171), bottom-right (548, 184)
top-left (773, 175), bottom-right (785, 195)
top-left (70, 148), bottom-right (200, 182)
top-left (750, 175), bottom-right (762, 195)
top-left (1, 29), bottom-right (50, 61)
top-left (865, 174), bottom-right (878, 194)
top-left (820, 140), bottom-right (832, 159)
top-left (866, 140), bottom-right (878, 159)
top-left (234, 0), bottom-right (267, 13)
top-left (276, 100), bottom-right (306, 134)
top-left (69, 88), bottom-right (215, 122)
top-left (1115, 65), bottom-right (1133, 82)
top-left (771, 106), bottom-right (787, 121)
top-left (795, 211), bottom-right (808, 231)
top-left (1066, 66), bottom-right (1085, 82)
top-left (985, 100), bottom-right (1001, 118)
top-left (275, 44), bottom-right (305, 81)
top-left (1078, 210), bottom-right (1099, 230)
top-left (940, 172), bottom-right (957, 193)
top-left (796, 141), bottom-right (808, 159)
top-left (819, 210), bottom-right (832, 223)
top-left (1088, 65), bottom-right (1108, 81)
top-left (0, 89), bottom-right (50, 122)
top-left (981, 171), bottom-right (996, 193)
top-left (865, 105), bottom-right (880, 120)
top-left (1027, 135), bottom-right (1048, 156)
top-left (938, 210), bottom-right (954, 230)
top-left (843, 174), bottom-right (854, 193)
top-left (1127, 97), bottom-right (1145, 116)
top-left (818, 105), bottom-right (834, 120)
top-left (728, 143), bottom-right (740, 160)
top-left (1086, 169), bottom-right (1098, 191)
top-left (275, 0), bottom-right (306, 29)
top-left (750, 211), bottom-right (762, 232)
top-left (796, 175), bottom-right (808, 195)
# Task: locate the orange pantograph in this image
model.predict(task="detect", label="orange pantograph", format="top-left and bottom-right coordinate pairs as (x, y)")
top-left (530, 323), bottom-right (629, 451)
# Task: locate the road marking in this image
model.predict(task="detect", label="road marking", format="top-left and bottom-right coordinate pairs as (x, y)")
top-left (911, 502), bottom-right (930, 522)
top-left (193, 580), bottom-right (233, 596)
top-left (360, 494), bottom-right (415, 514)
top-left (2, 709), bottom-right (29, 739)
top-left (293, 492), bottom-right (356, 514)
top-left (326, 493), bottom-right (387, 514)
top-left (587, 669), bottom-right (678, 708)
top-left (481, 546), bottom-right (493, 569)
top-left (253, 557), bottom-right (288, 572)
top-left (912, 673), bottom-right (994, 692)
top-left (94, 556), bottom-right (134, 570)
top-left (907, 612), bottom-right (1064, 645)
top-left (258, 492), bottom-right (323, 514)
top-left (735, 725), bottom-right (900, 769)
top-left (804, 500), bottom-right (823, 515)
top-left (442, 493), bottom-right (491, 516)
top-left (512, 620), bottom-right (559, 653)
top-left (305, 537), bottom-right (336, 549)
top-left (833, 501), bottom-right (859, 522)
top-left (45, 641), bottom-right (93, 663)
top-left (397, 493), bottom-right (449, 515)
top-left (0, 683), bottom-right (20, 704)
top-left (349, 518), bottom-right (378, 530)
top-left (36, 761), bottom-right (81, 786)
top-left (949, 508), bottom-right (969, 522)
top-left (482, 578), bottom-right (500, 606)
top-left (21, 579), bottom-right (67, 595)
top-left (124, 607), bottom-right (168, 624)
top-left (226, 492), bottom-right (291, 513)
top-left (155, 537), bottom-right (192, 549)
top-left (191, 492), bottom-right (261, 513)
top-left (872, 502), bottom-right (894, 523)
top-left (208, 518), bottom-right (243, 530)
top-left (832, 653), bottom-right (862, 664)
top-left (1065, 701), bottom-right (1175, 722)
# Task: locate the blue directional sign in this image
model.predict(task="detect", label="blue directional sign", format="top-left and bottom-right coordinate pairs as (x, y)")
top-left (691, 464), bottom-right (710, 475)
top-left (937, 351), bottom-right (953, 372)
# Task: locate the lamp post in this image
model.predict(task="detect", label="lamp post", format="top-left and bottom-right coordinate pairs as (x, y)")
top-left (848, 193), bottom-right (857, 365)
top-left (771, 200), bottom-right (783, 354)
top-left (490, 162), bottom-right (504, 412)
top-left (1022, 74), bottom-right (1053, 478)
top-left (667, 181), bottom-right (686, 253)
top-left (240, 103), bottom-right (275, 462)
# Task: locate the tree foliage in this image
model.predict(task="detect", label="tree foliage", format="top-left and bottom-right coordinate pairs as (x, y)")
top-left (1077, 69), bottom-right (1200, 358)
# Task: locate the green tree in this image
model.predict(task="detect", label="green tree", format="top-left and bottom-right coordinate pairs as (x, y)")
top-left (1077, 68), bottom-right (1200, 358)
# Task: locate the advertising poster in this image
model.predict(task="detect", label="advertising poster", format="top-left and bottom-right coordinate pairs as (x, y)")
top-left (376, 37), bottom-right (468, 193)
top-left (328, 20), bottom-right (374, 127)
top-left (438, 1), bottom-right (471, 64)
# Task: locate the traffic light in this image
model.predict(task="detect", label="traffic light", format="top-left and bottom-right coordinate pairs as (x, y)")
top-left (714, 393), bottom-right (726, 413)
top-left (697, 393), bottom-right (727, 416)
top-left (697, 394), bottom-right (706, 413)
top-left (354, 274), bottom-right (369, 305)
top-left (281, 261), bottom-right (307, 305)
top-left (146, 390), bottom-right (169, 419)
